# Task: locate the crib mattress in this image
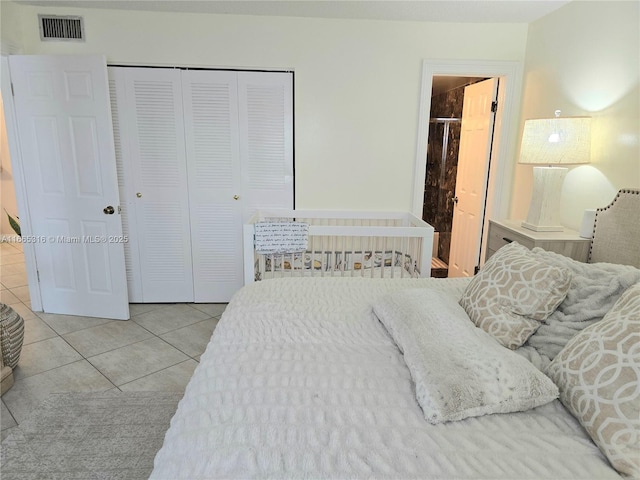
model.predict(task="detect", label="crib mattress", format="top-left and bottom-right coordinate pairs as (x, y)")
top-left (151, 277), bottom-right (621, 480)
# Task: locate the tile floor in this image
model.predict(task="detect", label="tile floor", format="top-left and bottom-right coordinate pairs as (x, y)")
top-left (0, 241), bottom-right (226, 440)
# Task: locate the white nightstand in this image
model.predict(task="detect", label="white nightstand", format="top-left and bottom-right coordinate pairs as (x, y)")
top-left (486, 219), bottom-right (590, 262)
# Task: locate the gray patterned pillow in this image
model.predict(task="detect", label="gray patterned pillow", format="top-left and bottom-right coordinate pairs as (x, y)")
top-left (547, 282), bottom-right (640, 478)
top-left (460, 242), bottom-right (572, 349)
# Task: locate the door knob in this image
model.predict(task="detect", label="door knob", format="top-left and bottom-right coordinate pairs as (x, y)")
top-left (136, 192), bottom-right (142, 198)
top-left (453, 196), bottom-right (459, 204)
top-left (233, 195), bottom-right (240, 200)
top-left (103, 205), bottom-right (115, 215)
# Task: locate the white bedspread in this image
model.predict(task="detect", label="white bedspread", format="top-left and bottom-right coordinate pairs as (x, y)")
top-left (151, 277), bottom-right (621, 480)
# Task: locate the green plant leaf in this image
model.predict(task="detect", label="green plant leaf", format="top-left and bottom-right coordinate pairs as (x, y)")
top-left (4, 209), bottom-right (21, 236)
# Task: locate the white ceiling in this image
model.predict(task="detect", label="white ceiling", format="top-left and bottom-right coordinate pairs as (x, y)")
top-left (14, 0), bottom-right (572, 24)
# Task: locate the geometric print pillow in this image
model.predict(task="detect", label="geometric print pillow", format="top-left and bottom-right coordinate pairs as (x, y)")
top-left (459, 242), bottom-right (572, 349)
top-left (547, 282), bottom-right (640, 478)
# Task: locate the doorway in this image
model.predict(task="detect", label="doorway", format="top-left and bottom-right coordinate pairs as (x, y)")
top-left (0, 95), bottom-right (19, 238)
top-left (412, 59), bottom-right (524, 277)
top-left (1, 55), bottom-right (42, 312)
top-left (422, 76), bottom-right (489, 277)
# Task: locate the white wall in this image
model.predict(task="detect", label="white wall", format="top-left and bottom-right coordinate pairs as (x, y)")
top-left (0, 0), bottom-right (24, 54)
top-left (511, 1), bottom-right (640, 230)
top-left (0, 2), bottom-right (528, 211)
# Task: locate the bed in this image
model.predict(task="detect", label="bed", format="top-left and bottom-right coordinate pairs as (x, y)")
top-left (151, 189), bottom-right (640, 480)
top-left (243, 210), bottom-right (434, 282)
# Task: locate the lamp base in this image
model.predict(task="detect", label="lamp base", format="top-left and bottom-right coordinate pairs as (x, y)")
top-left (522, 166), bottom-right (567, 232)
top-left (521, 221), bottom-right (564, 232)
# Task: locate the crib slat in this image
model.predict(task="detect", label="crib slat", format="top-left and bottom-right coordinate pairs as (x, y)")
top-left (270, 253), bottom-right (275, 278)
top-left (321, 236), bottom-right (325, 278)
top-left (310, 236), bottom-right (316, 279)
top-left (370, 236), bottom-right (375, 279)
top-left (350, 235), bottom-right (355, 278)
top-left (390, 237), bottom-right (395, 279)
top-left (341, 235), bottom-right (346, 277)
top-left (290, 252), bottom-right (294, 278)
top-left (381, 236), bottom-right (386, 279)
top-left (401, 237), bottom-right (407, 278)
top-left (362, 237), bottom-right (366, 277)
top-left (384, 237), bottom-right (395, 278)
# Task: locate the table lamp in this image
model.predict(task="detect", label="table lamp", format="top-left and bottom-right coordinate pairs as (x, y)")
top-left (518, 110), bottom-right (591, 232)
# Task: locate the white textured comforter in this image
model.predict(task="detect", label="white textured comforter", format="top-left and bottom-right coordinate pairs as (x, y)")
top-left (151, 277), bottom-right (621, 480)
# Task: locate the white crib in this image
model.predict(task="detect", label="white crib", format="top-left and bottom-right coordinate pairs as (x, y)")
top-left (243, 210), bottom-right (434, 284)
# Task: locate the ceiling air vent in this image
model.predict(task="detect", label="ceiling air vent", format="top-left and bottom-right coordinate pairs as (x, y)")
top-left (39, 15), bottom-right (85, 41)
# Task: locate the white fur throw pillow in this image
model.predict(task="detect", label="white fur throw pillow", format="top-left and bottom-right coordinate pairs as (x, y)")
top-left (459, 242), bottom-right (572, 349)
top-left (547, 282), bottom-right (640, 478)
top-left (373, 288), bottom-right (559, 424)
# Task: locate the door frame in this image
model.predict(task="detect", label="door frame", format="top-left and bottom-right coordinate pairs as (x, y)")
top-left (412, 59), bottom-right (523, 266)
top-left (1, 55), bottom-right (42, 311)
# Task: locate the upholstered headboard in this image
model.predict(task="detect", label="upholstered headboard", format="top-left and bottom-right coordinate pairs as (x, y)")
top-left (589, 189), bottom-right (640, 267)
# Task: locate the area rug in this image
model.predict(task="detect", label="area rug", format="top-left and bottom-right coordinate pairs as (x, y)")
top-left (1, 391), bottom-right (182, 480)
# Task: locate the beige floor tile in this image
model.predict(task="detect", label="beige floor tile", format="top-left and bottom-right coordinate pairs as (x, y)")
top-left (190, 303), bottom-right (227, 318)
top-left (0, 289), bottom-right (20, 305)
top-left (13, 337), bottom-right (83, 380)
top-left (0, 262), bottom-right (26, 277)
top-left (131, 304), bottom-right (210, 335)
top-left (1, 360), bottom-right (115, 424)
top-left (128, 303), bottom-right (169, 317)
top-left (1, 272), bottom-right (29, 289)
top-left (0, 253), bottom-right (25, 266)
top-left (37, 312), bottom-right (112, 335)
top-left (119, 359), bottom-right (198, 393)
top-left (0, 243), bottom-right (21, 255)
top-left (1, 286), bottom-right (227, 434)
top-left (22, 316), bottom-right (58, 345)
top-left (160, 317), bottom-right (219, 358)
top-left (88, 337), bottom-right (189, 386)
top-left (7, 301), bottom-right (38, 320)
top-left (9, 286), bottom-right (30, 303)
top-left (63, 320), bottom-right (153, 357)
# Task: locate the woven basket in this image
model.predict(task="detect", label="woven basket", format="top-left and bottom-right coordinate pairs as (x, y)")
top-left (0, 303), bottom-right (24, 369)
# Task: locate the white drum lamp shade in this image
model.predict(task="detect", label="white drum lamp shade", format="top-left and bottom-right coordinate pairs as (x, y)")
top-left (519, 114), bottom-right (591, 232)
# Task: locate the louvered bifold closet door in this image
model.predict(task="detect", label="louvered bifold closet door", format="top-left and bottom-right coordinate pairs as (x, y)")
top-left (181, 70), bottom-right (243, 302)
top-left (237, 72), bottom-right (294, 220)
top-left (108, 68), bottom-right (143, 302)
top-left (110, 67), bottom-right (194, 302)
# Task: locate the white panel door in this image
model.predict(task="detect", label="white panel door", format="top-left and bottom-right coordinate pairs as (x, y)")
top-left (448, 78), bottom-right (498, 278)
top-left (115, 67), bottom-right (193, 302)
top-left (9, 55), bottom-right (129, 319)
top-left (238, 72), bottom-right (294, 221)
top-left (182, 70), bottom-right (243, 302)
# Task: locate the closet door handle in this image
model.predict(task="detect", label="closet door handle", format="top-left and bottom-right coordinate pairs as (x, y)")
top-left (136, 192), bottom-right (142, 198)
top-left (103, 205), bottom-right (115, 215)
top-left (233, 195), bottom-right (240, 200)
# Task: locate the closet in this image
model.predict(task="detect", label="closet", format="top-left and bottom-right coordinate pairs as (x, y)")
top-left (109, 67), bottom-right (293, 303)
